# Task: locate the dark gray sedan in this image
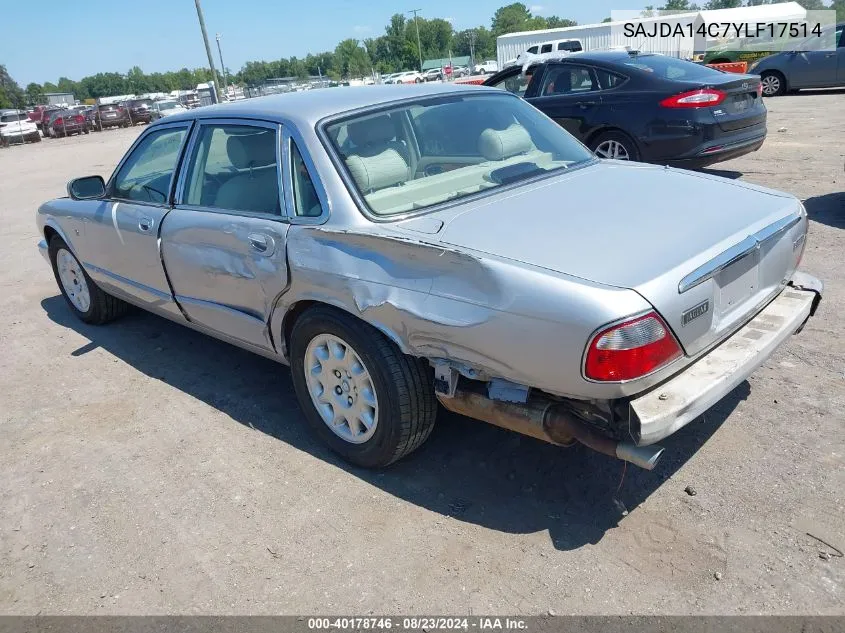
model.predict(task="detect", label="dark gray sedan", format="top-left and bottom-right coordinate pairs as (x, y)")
top-left (751, 22), bottom-right (845, 96)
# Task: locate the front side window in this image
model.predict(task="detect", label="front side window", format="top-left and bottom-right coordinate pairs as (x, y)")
top-left (112, 126), bottom-right (187, 203)
top-left (527, 46), bottom-right (539, 54)
top-left (540, 44), bottom-right (553, 53)
top-left (182, 124), bottom-right (280, 215)
top-left (488, 68), bottom-right (534, 97)
top-left (326, 93), bottom-right (594, 217)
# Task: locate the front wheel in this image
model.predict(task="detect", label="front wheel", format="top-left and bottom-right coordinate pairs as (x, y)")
top-left (289, 306), bottom-right (437, 468)
top-left (48, 236), bottom-right (129, 324)
top-left (590, 130), bottom-right (639, 161)
top-left (760, 71), bottom-right (786, 97)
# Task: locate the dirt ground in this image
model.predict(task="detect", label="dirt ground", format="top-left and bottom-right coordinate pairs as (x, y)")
top-left (1, 92), bottom-right (843, 615)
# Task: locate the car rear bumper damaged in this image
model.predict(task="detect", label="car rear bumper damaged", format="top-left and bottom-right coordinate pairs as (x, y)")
top-left (628, 276), bottom-right (821, 446)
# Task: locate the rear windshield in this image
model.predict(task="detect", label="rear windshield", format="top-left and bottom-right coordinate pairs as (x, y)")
top-left (0, 112), bottom-right (28, 123)
top-left (130, 99), bottom-right (153, 106)
top-left (100, 104), bottom-right (120, 110)
top-left (623, 54), bottom-right (725, 81)
top-left (325, 93), bottom-right (594, 217)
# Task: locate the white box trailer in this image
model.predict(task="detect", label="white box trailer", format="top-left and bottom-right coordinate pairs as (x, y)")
top-left (496, 2), bottom-right (808, 65)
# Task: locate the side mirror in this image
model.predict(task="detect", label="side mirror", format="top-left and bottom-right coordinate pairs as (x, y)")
top-left (67, 175), bottom-right (106, 200)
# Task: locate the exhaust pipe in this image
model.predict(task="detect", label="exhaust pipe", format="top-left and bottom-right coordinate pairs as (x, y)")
top-left (438, 389), bottom-right (664, 471)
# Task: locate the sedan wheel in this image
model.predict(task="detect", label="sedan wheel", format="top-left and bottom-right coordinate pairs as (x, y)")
top-left (290, 306), bottom-right (437, 468)
top-left (594, 139), bottom-right (631, 160)
top-left (56, 248), bottom-right (91, 313)
top-left (48, 236), bottom-right (129, 324)
top-left (304, 333), bottom-right (379, 444)
top-left (760, 72), bottom-right (784, 97)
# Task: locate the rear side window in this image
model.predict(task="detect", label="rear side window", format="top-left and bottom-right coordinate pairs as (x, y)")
top-left (182, 124), bottom-right (280, 215)
top-left (290, 141), bottom-right (322, 217)
top-left (558, 41), bottom-right (582, 52)
top-left (540, 44), bottom-right (553, 53)
top-left (540, 66), bottom-right (597, 95)
top-left (595, 68), bottom-right (626, 90)
top-left (623, 55), bottom-right (725, 81)
top-left (0, 112), bottom-right (27, 123)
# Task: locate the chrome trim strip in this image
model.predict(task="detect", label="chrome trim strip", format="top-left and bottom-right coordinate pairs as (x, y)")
top-left (678, 214), bottom-right (802, 294)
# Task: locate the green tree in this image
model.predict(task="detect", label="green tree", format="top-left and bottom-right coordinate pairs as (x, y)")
top-left (660, 0), bottom-right (700, 9)
top-left (491, 3), bottom-right (534, 36)
top-left (794, 0), bottom-right (826, 8)
top-left (704, 0), bottom-right (742, 8)
top-left (0, 65), bottom-right (26, 109)
top-left (334, 39), bottom-right (372, 78)
top-left (545, 16), bottom-right (577, 28)
top-left (602, 17), bottom-right (613, 22)
top-left (25, 82), bottom-right (44, 105)
top-left (832, 0), bottom-right (845, 22)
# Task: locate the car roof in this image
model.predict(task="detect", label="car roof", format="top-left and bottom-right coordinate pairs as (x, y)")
top-left (159, 83), bottom-right (492, 128)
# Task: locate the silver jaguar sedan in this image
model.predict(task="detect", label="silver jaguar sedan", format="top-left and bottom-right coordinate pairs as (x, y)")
top-left (37, 84), bottom-right (822, 471)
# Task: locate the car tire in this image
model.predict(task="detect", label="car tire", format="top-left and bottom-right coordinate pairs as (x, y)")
top-left (30, 133), bottom-right (41, 143)
top-left (590, 130), bottom-right (640, 161)
top-left (289, 306), bottom-right (437, 469)
top-left (760, 71), bottom-right (786, 97)
top-left (48, 236), bottom-right (129, 325)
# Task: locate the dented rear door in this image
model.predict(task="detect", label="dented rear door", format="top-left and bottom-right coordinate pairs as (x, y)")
top-left (159, 118), bottom-right (290, 352)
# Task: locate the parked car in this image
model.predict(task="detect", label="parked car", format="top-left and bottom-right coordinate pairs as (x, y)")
top-left (452, 65), bottom-right (470, 78)
top-left (96, 103), bottom-right (130, 129)
top-left (389, 71), bottom-right (424, 84)
top-left (36, 84), bottom-right (821, 472)
top-left (28, 105), bottom-right (59, 133)
top-left (124, 98), bottom-right (154, 124)
top-left (749, 22), bottom-right (845, 96)
top-left (484, 50), bottom-right (767, 167)
top-left (505, 39), bottom-right (584, 67)
top-left (81, 106), bottom-right (100, 130)
top-left (44, 109), bottom-right (89, 138)
top-left (0, 110), bottom-right (41, 144)
top-left (422, 68), bottom-right (442, 82)
top-left (474, 60), bottom-right (499, 74)
top-left (150, 100), bottom-right (188, 121)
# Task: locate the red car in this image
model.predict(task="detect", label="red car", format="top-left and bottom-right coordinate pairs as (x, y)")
top-left (44, 110), bottom-right (89, 138)
top-left (28, 105), bottom-right (61, 133)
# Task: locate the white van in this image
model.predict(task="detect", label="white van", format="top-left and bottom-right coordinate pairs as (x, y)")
top-left (506, 38), bottom-right (584, 67)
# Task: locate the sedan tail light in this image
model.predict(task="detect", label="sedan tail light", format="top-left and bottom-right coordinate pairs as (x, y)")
top-left (53, 118), bottom-right (63, 125)
top-left (756, 83), bottom-right (763, 98)
top-left (75, 115), bottom-right (84, 123)
top-left (659, 88), bottom-right (727, 108)
top-left (584, 312), bottom-right (682, 382)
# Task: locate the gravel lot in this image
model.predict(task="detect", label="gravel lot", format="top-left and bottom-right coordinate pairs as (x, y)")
top-left (1, 92), bottom-right (843, 615)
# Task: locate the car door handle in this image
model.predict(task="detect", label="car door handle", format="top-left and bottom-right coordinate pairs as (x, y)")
top-left (247, 233), bottom-right (275, 255)
top-left (138, 216), bottom-right (154, 232)
top-left (579, 101), bottom-right (599, 109)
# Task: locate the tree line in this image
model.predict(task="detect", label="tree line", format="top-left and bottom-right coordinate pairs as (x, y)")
top-left (2, 0), bottom-right (843, 108)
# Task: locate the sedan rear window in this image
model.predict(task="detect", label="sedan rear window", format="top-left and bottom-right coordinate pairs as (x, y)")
top-left (623, 54), bottom-right (726, 81)
top-left (0, 112), bottom-right (28, 123)
top-left (325, 93), bottom-right (594, 217)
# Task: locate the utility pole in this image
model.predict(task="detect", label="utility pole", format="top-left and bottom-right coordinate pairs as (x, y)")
top-left (215, 33), bottom-right (229, 100)
top-left (468, 30), bottom-right (476, 70)
top-left (193, 0), bottom-right (220, 104)
top-left (408, 9), bottom-right (423, 71)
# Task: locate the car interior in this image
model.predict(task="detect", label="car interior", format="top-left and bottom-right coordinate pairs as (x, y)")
top-left (328, 96), bottom-right (583, 215)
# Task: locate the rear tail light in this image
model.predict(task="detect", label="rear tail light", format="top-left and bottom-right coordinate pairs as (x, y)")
top-left (75, 115), bottom-right (84, 123)
top-left (54, 118), bottom-right (63, 125)
top-left (659, 88), bottom-right (727, 108)
top-left (584, 312), bottom-right (683, 382)
top-left (756, 83), bottom-right (763, 98)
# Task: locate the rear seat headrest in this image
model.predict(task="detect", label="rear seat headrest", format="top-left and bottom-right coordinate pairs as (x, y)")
top-left (226, 131), bottom-right (276, 169)
top-left (347, 115), bottom-right (397, 148)
top-left (478, 124), bottom-right (534, 161)
top-left (346, 148), bottom-right (409, 193)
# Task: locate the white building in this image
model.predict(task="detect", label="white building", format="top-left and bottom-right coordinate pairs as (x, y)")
top-left (495, 2), bottom-right (808, 65)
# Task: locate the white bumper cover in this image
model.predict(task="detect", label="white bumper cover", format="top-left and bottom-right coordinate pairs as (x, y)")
top-left (629, 279), bottom-right (820, 446)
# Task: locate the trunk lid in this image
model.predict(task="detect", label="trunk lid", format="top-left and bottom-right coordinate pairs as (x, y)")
top-left (698, 73), bottom-right (765, 132)
top-left (438, 161), bottom-right (805, 356)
